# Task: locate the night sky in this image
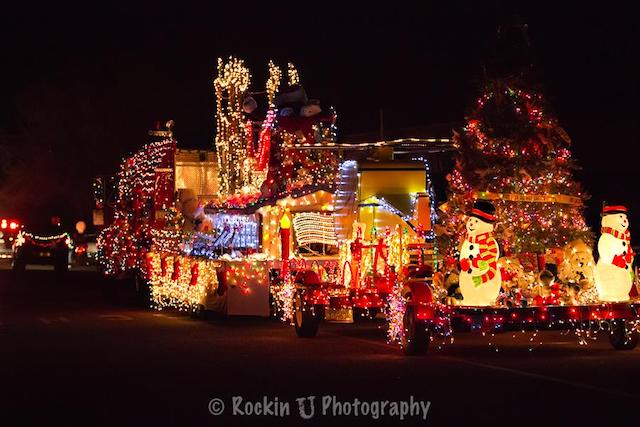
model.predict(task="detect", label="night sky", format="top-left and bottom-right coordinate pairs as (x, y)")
top-left (1, 2), bottom-right (637, 232)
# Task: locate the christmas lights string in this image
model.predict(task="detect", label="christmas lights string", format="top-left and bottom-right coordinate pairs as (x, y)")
top-left (14, 231), bottom-right (72, 249)
top-left (292, 212), bottom-right (338, 246)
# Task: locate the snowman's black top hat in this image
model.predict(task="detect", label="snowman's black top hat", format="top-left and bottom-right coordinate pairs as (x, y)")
top-left (601, 203), bottom-right (628, 216)
top-left (469, 200), bottom-right (496, 223)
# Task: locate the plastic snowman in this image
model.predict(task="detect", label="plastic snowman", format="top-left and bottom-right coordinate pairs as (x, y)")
top-left (595, 204), bottom-right (634, 301)
top-left (458, 201), bottom-right (502, 306)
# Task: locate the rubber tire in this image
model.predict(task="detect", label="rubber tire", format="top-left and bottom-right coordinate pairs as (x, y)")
top-left (293, 290), bottom-right (321, 338)
top-left (402, 306), bottom-right (430, 356)
top-left (353, 307), bottom-right (380, 321)
top-left (54, 258), bottom-right (69, 274)
top-left (191, 304), bottom-right (207, 320)
top-left (608, 320), bottom-right (639, 350)
top-left (352, 307), bottom-right (368, 321)
top-left (135, 274), bottom-right (151, 307)
top-left (12, 258), bottom-right (26, 273)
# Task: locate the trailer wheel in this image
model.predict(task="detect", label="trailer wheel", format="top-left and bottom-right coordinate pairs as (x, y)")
top-left (135, 273), bottom-right (151, 307)
top-left (293, 290), bottom-right (321, 338)
top-left (54, 258), bottom-right (69, 274)
top-left (353, 307), bottom-right (380, 321)
top-left (608, 320), bottom-right (639, 350)
top-left (401, 306), bottom-right (430, 356)
top-left (191, 304), bottom-right (207, 320)
top-left (12, 258), bottom-right (26, 273)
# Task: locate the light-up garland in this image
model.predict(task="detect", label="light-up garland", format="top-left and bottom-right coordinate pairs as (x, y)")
top-left (473, 190), bottom-right (582, 206)
top-left (14, 231), bottom-right (72, 249)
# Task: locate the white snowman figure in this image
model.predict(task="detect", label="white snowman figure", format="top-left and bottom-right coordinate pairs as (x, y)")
top-left (459, 201), bottom-right (502, 306)
top-left (595, 204), bottom-right (634, 302)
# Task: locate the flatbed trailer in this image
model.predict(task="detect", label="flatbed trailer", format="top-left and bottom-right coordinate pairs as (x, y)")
top-left (399, 280), bottom-right (640, 355)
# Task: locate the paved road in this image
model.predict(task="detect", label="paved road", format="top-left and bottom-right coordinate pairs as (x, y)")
top-left (1, 270), bottom-right (639, 426)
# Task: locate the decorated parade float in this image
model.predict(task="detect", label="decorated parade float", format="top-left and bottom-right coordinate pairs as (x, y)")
top-left (97, 60), bottom-right (639, 355)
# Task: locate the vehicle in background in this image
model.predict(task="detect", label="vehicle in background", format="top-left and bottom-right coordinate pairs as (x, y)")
top-left (0, 217), bottom-right (22, 259)
top-left (12, 224), bottom-right (73, 273)
top-left (72, 233), bottom-right (98, 267)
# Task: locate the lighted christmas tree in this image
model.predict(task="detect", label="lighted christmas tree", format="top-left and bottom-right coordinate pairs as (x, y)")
top-left (441, 79), bottom-right (592, 257)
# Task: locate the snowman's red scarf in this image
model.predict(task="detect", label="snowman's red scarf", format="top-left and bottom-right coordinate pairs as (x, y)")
top-left (601, 226), bottom-right (631, 242)
top-left (464, 232), bottom-right (498, 285)
top-left (601, 226), bottom-right (634, 268)
top-left (467, 232), bottom-right (492, 244)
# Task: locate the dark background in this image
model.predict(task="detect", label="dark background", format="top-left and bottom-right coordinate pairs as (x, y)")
top-left (0, 1), bottom-right (637, 232)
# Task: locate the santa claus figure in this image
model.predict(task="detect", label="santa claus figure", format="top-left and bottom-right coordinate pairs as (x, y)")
top-left (595, 204), bottom-right (634, 302)
top-left (458, 201), bottom-right (502, 306)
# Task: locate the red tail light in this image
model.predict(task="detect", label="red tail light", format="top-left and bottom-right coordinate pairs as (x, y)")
top-left (1, 219), bottom-right (19, 230)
